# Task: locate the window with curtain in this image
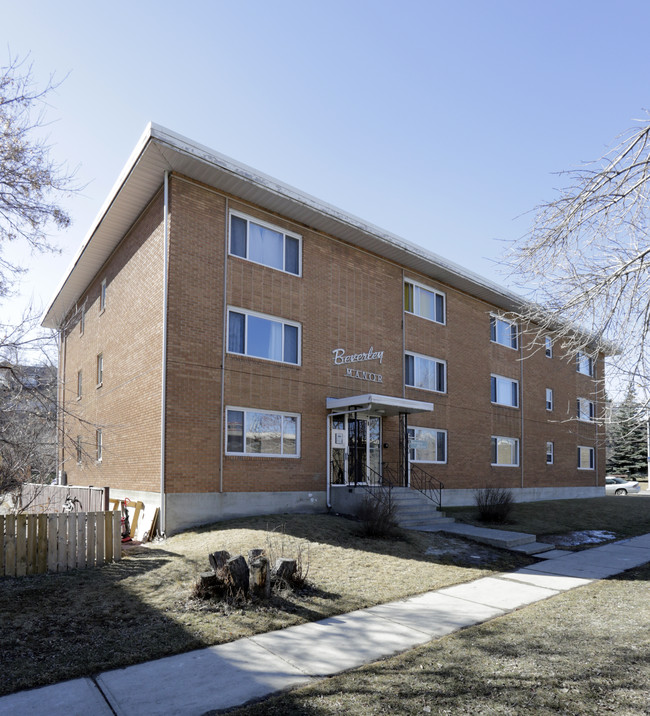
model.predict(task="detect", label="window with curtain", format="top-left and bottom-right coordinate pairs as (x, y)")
top-left (227, 309), bottom-right (300, 364)
top-left (230, 212), bottom-right (301, 275)
top-left (405, 352), bottom-right (446, 393)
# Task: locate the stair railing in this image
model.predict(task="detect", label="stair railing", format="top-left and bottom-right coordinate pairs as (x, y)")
top-left (408, 464), bottom-right (444, 510)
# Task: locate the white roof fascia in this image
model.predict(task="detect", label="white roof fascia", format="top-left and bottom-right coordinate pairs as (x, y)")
top-left (42, 122), bottom-right (528, 329)
top-left (326, 394), bottom-right (434, 415)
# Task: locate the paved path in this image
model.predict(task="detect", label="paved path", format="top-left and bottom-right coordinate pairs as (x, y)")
top-left (2, 533), bottom-right (649, 716)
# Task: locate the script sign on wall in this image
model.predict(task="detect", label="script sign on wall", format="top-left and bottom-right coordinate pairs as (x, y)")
top-left (332, 346), bottom-right (384, 383)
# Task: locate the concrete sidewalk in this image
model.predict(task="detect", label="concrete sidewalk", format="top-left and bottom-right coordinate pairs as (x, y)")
top-left (2, 533), bottom-right (649, 716)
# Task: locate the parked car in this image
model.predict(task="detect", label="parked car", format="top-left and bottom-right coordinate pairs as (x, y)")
top-left (605, 476), bottom-right (641, 495)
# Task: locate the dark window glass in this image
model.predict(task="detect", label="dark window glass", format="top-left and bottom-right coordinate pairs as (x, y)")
top-left (284, 324), bottom-right (298, 364)
top-left (228, 312), bottom-right (245, 353)
top-left (405, 354), bottom-right (414, 386)
top-left (227, 410), bottom-right (244, 453)
top-left (285, 237), bottom-right (299, 275)
top-left (230, 216), bottom-right (247, 258)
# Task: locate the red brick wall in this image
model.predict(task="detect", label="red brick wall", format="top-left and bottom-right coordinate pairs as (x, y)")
top-left (60, 192), bottom-right (165, 491)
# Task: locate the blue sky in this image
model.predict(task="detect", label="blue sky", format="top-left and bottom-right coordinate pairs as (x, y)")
top-left (3, 0), bottom-right (650, 325)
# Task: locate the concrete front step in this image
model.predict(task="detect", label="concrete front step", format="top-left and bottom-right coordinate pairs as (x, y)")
top-left (508, 541), bottom-right (555, 555)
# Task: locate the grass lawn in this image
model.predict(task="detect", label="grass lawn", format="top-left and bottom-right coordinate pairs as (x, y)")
top-left (228, 561), bottom-right (650, 715)
top-left (0, 513), bottom-right (530, 697)
top-left (447, 495), bottom-right (650, 547)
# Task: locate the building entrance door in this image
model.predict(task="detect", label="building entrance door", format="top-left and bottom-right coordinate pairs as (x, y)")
top-left (330, 413), bottom-right (381, 485)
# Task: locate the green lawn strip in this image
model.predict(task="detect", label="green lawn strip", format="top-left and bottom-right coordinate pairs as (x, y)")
top-left (228, 562), bottom-right (650, 716)
top-left (447, 496), bottom-right (650, 544)
top-left (0, 514), bottom-right (530, 697)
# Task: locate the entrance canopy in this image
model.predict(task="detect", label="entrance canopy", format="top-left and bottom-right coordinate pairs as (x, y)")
top-left (326, 393), bottom-right (433, 417)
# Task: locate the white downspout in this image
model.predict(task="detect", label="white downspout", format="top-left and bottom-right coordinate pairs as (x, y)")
top-left (160, 170), bottom-right (170, 535)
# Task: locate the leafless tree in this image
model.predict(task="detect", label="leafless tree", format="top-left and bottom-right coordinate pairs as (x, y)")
top-left (505, 115), bottom-right (650, 404)
top-left (0, 55), bottom-right (79, 508)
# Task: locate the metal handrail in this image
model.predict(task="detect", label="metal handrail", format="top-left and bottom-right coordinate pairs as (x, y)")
top-left (408, 463), bottom-right (444, 510)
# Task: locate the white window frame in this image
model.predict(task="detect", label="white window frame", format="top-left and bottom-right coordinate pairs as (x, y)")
top-left (578, 445), bottom-right (595, 470)
top-left (546, 441), bottom-right (554, 465)
top-left (96, 353), bottom-right (103, 388)
top-left (404, 351), bottom-right (446, 394)
top-left (404, 279), bottom-right (446, 325)
top-left (545, 336), bottom-right (552, 358)
top-left (491, 436), bottom-right (519, 467)
top-left (545, 388), bottom-right (553, 411)
top-left (491, 374), bottom-right (519, 408)
top-left (407, 426), bottom-right (447, 464)
top-left (229, 210), bottom-right (302, 276)
top-left (490, 314), bottom-right (518, 350)
top-left (77, 370), bottom-right (82, 400)
top-left (76, 435), bottom-right (83, 464)
top-left (225, 406), bottom-right (300, 458)
top-left (577, 351), bottom-right (594, 377)
top-left (577, 397), bottom-right (595, 422)
top-left (96, 429), bottom-right (103, 463)
top-left (99, 278), bottom-right (107, 313)
top-left (79, 306), bottom-right (85, 335)
top-left (227, 307), bottom-right (301, 365)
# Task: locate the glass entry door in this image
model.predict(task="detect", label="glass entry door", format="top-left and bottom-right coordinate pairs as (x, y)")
top-left (331, 414), bottom-right (381, 485)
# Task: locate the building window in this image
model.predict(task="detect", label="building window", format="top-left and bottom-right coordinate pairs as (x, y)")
top-left (96, 354), bottom-right (103, 387)
top-left (405, 352), bottom-right (446, 393)
top-left (229, 212), bottom-right (301, 275)
top-left (546, 388), bottom-right (553, 411)
top-left (77, 370), bottom-right (82, 400)
top-left (490, 315), bottom-right (518, 349)
top-left (491, 375), bottom-right (519, 408)
top-left (577, 397), bottom-right (595, 422)
top-left (96, 429), bottom-right (103, 462)
top-left (491, 436), bottom-right (519, 466)
top-left (404, 280), bottom-right (445, 324)
top-left (545, 336), bottom-right (552, 358)
top-left (578, 446), bottom-right (594, 470)
top-left (79, 307), bottom-right (85, 335)
top-left (227, 308), bottom-right (300, 365)
top-left (546, 441), bottom-right (554, 464)
top-left (577, 352), bottom-right (594, 376)
top-left (100, 279), bottom-right (107, 313)
top-left (407, 427), bottom-right (447, 464)
top-left (226, 408), bottom-right (299, 457)
top-left (76, 436), bottom-right (83, 464)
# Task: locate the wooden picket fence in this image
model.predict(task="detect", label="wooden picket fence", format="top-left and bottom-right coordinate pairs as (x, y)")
top-left (0, 511), bottom-right (122, 577)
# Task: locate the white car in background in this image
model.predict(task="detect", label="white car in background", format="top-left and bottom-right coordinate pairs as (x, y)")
top-left (605, 476), bottom-right (641, 495)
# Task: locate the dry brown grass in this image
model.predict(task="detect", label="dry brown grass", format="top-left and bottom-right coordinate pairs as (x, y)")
top-left (0, 513), bottom-right (530, 697)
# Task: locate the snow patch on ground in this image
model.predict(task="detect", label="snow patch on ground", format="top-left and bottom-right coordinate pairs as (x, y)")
top-left (545, 530), bottom-right (617, 546)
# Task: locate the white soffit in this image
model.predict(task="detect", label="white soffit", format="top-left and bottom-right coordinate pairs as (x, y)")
top-left (326, 394), bottom-right (434, 416)
top-left (42, 122), bottom-right (527, 328)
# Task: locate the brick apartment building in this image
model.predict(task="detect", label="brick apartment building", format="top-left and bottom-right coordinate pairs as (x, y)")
top-left (42, 124), bottom-right (604, 536)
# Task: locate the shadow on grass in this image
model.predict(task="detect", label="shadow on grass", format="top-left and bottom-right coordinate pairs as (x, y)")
top-left (0, 547), bottom-right (208, 698)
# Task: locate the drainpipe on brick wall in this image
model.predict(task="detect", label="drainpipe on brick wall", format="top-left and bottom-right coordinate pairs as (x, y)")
top-left (219, 199), bottom-right (229, 494)
top-left (57, 328), bottom-right (65, 484)
top-left (520, 331), bottom-right (524, 489)
top-left (160, 170), bottom-right (170, 535)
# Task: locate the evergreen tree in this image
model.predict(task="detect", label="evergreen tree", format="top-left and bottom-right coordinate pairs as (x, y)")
top-left (607, 388), bottom-right (648, 476)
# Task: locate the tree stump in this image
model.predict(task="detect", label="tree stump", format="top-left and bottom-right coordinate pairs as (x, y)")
top-left (275, 557), bottom-right (297, 583)
top-left (250, 555), bottom-right (271, 599)
top-left (225, 555), bottom-right (249, 596)
top-left (248, 548), bottom-right (265, 562)
top-left (209, 550), bottom-right (231, 574)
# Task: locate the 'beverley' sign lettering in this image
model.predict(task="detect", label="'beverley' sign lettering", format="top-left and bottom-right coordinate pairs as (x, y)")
top-left (333, 346), bottom-right (384, 383)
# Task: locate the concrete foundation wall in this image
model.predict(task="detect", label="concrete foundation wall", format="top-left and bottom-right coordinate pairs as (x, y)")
top-left (165, 490), bottom-right (327, 536)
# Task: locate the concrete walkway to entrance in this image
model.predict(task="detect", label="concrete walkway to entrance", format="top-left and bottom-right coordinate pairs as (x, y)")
top-left (2, 533), bottom-right (649, 716)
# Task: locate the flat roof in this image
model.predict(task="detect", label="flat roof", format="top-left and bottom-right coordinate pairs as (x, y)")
top-left (42, 122), bottom-right (528, 329)
top-left (326, 394), bottom-right (434, 417)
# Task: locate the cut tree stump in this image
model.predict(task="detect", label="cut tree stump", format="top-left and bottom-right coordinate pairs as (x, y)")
top-left (275, 558), bottom-right (297, 582)
top-left (250, 555), bottom-right (271, 599)
top-left (226, 555), bottom-right (249, 596)
top-left (209, 550), bottom-right (231, 574)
